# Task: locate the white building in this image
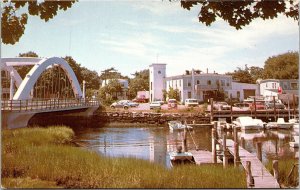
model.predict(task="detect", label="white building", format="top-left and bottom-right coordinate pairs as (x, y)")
top-left (228, 82), bottom-right (260, 101)
top-left (165, 70), bottom-right (232, 103)
top-left (259, 79), bottom-right (298, 101)
top-left (149, 64), bottom-right (166, 102)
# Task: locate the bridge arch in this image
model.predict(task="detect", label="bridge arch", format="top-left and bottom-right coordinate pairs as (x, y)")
top-left (13, 57), bottom-right (83, 100)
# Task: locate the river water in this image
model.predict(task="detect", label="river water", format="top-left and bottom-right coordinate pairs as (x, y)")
top-left (73, 124), bottom-right (298, 167)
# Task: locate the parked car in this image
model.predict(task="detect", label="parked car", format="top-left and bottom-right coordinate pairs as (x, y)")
top-left (265, 100), bottom-right (286, 110)
top-left (249, 101), bottom-right (265, 110)
top-left (185, 99), bottom-right (199, 107)
top-left (132, 95), bottom-right (148, 103)
top-left (233, 103), bottom-right (250, 111)
top-left (168, 99), bottom-right (177, 109)
top-left (149, 101), bottom-right (161, 110)
top-left (110, 100), bottom-right (139, 109)
top-left (213, 101), bottom-right (231, 111)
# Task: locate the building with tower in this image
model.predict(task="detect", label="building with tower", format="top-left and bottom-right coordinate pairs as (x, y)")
top-left (149, 63), bottom-right (166, 102)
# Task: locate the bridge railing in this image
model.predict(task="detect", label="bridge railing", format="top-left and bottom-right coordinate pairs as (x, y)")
top-left (1, 98), bottom-right (100, 112)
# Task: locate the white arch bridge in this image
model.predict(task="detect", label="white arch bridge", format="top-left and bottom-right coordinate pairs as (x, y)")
top-left (1, 57), bottom-right (100, 129)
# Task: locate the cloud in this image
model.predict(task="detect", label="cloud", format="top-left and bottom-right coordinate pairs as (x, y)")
top-left (130, 1), bottom-right (181, 15)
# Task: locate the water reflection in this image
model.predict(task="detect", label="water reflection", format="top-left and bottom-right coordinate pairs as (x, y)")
top-left (73, 125), bottom-right (298, 167)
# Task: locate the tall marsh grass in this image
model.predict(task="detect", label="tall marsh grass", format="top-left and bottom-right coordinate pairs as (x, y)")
top-left (266, 158), bottom-right (299, 187)
top-left (2, 126), bottom-right (246, 188)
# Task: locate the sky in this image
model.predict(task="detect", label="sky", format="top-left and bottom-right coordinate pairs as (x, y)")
top-left (2, 1), bottom-right (299, 78)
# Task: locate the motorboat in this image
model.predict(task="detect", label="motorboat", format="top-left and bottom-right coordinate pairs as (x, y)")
top-left (266, 118), bottom-right (294, 129)
top-left (169, 146), bottom-right (195, 167)
top-left (232, 116), bottom-right (265, 130)
top-left (168, 121), bottom-right (193, 131)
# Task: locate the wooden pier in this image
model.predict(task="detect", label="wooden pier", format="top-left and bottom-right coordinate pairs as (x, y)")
top-left (218, 139), bottom-right (280, 188)
top-left (190, 150), bottom-right (222, 165)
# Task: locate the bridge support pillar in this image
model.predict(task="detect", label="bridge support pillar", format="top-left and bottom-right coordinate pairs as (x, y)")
top-left (2, 111), bottom-right (35, 129)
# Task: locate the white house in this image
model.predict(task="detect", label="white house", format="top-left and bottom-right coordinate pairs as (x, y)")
top-left (258, 79), bottom-right (298, 100)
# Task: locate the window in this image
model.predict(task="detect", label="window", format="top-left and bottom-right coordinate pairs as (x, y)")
top-left (188, 91), bottom-right (191, 98)
top-left (227, 82), bottom-right (229, 86)
top-left (291, 83), bottom-right (298, 90)
top-left (151, 82), bottom-right (152, 90)
top-left (188, 80), bottom-right (191, 87)
top-left (207, 80), bottom-right (211, 85)
top-left (197, 80), bottom-right (200, 85)
top-left (158, 71), bottom-right (161, 74)
top-left (221, 80), bottom-right (225, 86)
top-left (237, 91), bottom-right (240, 99)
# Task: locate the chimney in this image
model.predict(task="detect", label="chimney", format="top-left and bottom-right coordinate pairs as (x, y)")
top-left (214, 70), bottom-right (215, 74)
top-left (206, 68), bottom-right (208, 73)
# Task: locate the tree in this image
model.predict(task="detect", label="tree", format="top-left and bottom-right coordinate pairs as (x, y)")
top-left (263, 51), bottom-right (299, 79)
top-left (2, 0), bottom-right (76, 45)
top-left (63, 56), bottom-right (83, 84)
top-left (180, 1), bottom-right (298, 30)
top-left (100, 79), bottom-right (123, 100)
top-left (16, 51), bottom-right (39, 78)
top-left (226, 66), bottom-right (254, 83)
top-left (81, 67), bottom-right (100, 90)
top-left (127, 69), bottom-right (149, 99)
top-left (100, 67), bottom-right (123, 85)
top-left (249, 66), bottom-right (264, 82)
top-left (166, 87), bottom-right (180, 101)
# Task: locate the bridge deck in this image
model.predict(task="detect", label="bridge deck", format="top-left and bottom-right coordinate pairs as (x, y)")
top-left (218, 139), bottom-right (280, 188)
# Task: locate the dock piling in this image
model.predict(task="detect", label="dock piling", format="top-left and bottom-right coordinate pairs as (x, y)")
top-left (212, 127), bottom-right (217, 163)
top-left (273, 160), bottom-right (279, 182)
top-left (256, 142), bottom-right (262, 162)
top-left (246, 161), bottom-right (255, 187)
top-left (222, 133), bottom-right (228, 168)
top-left (234, 141), bottom-right (240, 167)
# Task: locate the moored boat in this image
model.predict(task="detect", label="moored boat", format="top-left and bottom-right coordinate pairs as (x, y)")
top-left (266, 118), bottom-right (294, 129)
top-left (168, 121), bottom-right (193, 131)
top-left (169, 146), bottom-right (195, 167)
top-left (232, 116), bottom-right (265, 130)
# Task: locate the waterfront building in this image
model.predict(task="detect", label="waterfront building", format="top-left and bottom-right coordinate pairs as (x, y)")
top-left (150, 64), bottom-right (260, 103)
top-left (165, 69), bottom-right (232, 103)
top-left (258, 79), bottom-right (299, 100)
top-left (149, 64), bottom-right (166, 102)
top-left (228, 82), bottom-right (260, 102)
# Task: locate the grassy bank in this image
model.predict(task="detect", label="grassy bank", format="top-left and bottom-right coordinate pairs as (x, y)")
top-left (266, 158), bottom-right (299, 188)
top-left (2, 126), bottom-right (246, 188)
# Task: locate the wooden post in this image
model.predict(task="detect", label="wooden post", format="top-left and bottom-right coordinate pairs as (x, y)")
top-left (222, 133), bottom-right (228, 168)
top-left (254, 97), bottom-right (257, 119)
top-left (256, 142), bottom-right (262, 162)
top-left (293, 94), bottom-right (296, 118)
top-left (272, 160), bottom-right (279, 182)
top-left (246, 161), bottom-right (255, 187)
top-left (234, 142), bottom-right (240, 167)
top-left (230, 94), bottom-right (233, 123)
top-left (233, 126), bottom-right (238, 142)
top-left (210, 98), bottom-right (214, 122)
top-left (183, 126), bottom-right (187, 152)
top-left (241, 137), bottom-right (245, 149)
top-left (212, 128), bottom-right (217, 163)
top-left (273, 96), bottom-right (276, 121)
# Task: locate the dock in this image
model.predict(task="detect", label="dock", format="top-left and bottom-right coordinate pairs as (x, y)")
top-left (218, 139), bottom-right (280, 188)
top-left (190, 150), bottom-right (222, 165)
